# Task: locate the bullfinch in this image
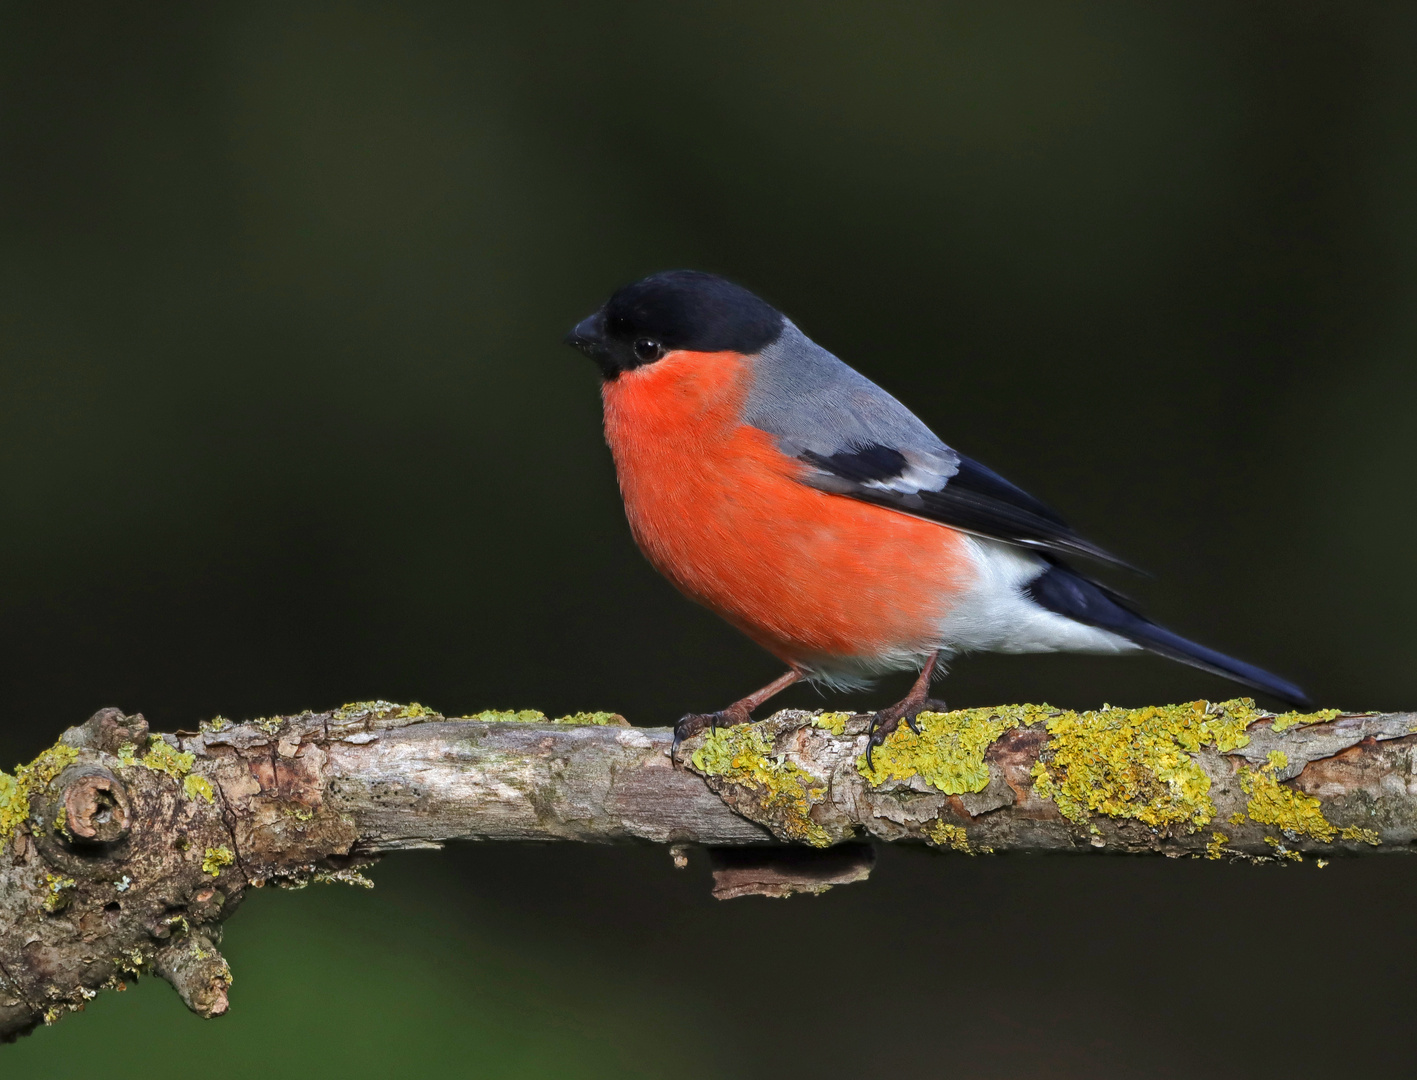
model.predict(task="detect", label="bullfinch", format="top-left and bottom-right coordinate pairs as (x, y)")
top-left (564, 270), bottom-right (1310, 763)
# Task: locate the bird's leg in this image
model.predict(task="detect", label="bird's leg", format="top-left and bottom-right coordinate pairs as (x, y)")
top-left (865, 652), bottom-right (942, 770)
top-left (672, 668), bottom-right (804, 765)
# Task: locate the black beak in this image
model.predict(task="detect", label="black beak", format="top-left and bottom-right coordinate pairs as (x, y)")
top-left (564, 309), bottom-right (618, 376)
top-left (564, 310), bottom-right (607, 356)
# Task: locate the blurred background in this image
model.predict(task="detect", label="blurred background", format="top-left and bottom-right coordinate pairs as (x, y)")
top-left (3, 2), bottom-right (1414, 1076)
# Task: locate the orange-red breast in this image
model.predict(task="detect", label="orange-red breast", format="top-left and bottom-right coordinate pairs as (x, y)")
top-left (565, 270), bottom-right (1309, 759)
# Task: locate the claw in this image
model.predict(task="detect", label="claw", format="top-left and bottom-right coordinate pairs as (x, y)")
top-left (671, 711), bottom-right (727, 768)
top-left (864, 714), bottom-right (879, 771)
top-left (862, 653), bottom-right (944, 777)
top-left (863, 702), bottom-right (926, 771)
top-left (671, 713), bottom-right (708, 768)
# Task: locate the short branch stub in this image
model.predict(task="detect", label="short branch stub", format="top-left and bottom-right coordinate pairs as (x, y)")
top-left (61, 771), bottom-right (131, 844)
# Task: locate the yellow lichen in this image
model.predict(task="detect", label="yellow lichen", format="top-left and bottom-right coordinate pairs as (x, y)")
top-left (183, 774), bottom-right (215, 803)
top-left (1271, 708), bottom-right (1342, 733)
top-left (200, 715), bottom-right (230, 733)
top-left (856, 698), bottom-right (1348, 833)
top-left (0, 742), bottom-right (80, 847)
top-left (462, 708), bottom-right (623, 725)
top-left (0, 773), bottom-right (18, 832)
top-left (1240, 762), bottom-right (1335, 842)
top-left (1339, 825), bottom-right (1381, 846)
top-left (1238, 749), bottom-right (1367, 848)
top-left (1023, 698), bottom-right (1349, 834)
top-left (201, 846), bottom-right (235, 876)
top-left (40, 873), bottom-right (77, 914)
top-left (114, 947), bottom-right (148, 976)
top-left (1030, 701), bottom-right (1242, 831)
top-left (468, 709), bottom-right (549, 723)
top-left (552, 712), bottom-right (623, 725)
top-left (859, 705), bottom-right (1051, 793)
top-left (1263, 836), bottom-right (1304, 862)
top-left (281, 703), bottom-right (630, 727)
top-left (334, 700), bottom-right (440, 721)
top-left (813, 712), bottom-right (852, 736)
top-left (1025, 698), bottom-right (1337, 833)
top-left (691, 725), bottom-right (832, 847)
top-left (311, 867), bottom-right (375, 888)
top-left (141, 738), bottom-right (195, 781)
top-left (924, 820), bottom-right (976, 853)
top-left (1189, 703), bottom-right (1259, 754)
top-left (1205, 831), bottom-right (1229, 860)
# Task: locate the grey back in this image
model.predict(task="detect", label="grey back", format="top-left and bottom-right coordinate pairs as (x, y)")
top-left (741, 321), bottom-right (959, 494)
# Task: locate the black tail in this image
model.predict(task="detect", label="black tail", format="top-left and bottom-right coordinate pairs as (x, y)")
top-left (1025, 561), bottom-right (1312, 708)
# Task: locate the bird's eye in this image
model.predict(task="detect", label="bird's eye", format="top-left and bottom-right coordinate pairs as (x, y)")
top-left (633, 338), bottom-right (665, 363)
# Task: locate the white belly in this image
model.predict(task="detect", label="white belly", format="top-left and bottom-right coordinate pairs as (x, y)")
top-left (938, 537), bottom-right (1141, 656)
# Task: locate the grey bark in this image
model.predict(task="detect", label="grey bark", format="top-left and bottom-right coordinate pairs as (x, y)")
top-left (1, 702), bottom-right (1413, 1043)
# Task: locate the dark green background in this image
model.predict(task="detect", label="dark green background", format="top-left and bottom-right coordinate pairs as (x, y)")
top-left (3, 3), bottom-right (1414, 1076)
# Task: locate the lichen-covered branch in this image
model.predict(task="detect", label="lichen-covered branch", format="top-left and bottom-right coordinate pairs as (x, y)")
top-left (1, 699), bottom-right (1412, 1042)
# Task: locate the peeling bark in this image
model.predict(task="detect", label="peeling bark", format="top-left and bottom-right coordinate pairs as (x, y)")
top-left (0, 701), bottom-right (1413, 1042)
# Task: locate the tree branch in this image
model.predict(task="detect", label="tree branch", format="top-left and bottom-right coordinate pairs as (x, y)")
top-left (1, 699), bottom-right (1412, 1041)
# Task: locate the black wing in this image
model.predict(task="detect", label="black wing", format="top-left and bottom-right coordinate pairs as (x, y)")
top-left (799, 444), bottom-right (1136, 571)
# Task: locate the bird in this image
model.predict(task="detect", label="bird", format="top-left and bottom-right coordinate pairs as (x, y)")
top-left (564, 269), bottom-right (1311, 764)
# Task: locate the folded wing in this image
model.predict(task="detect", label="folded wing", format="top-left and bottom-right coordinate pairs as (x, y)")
top-left (744, 323), bottom-right (1132, 569)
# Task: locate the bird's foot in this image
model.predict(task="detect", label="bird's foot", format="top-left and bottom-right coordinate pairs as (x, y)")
top-left (671, 702), bottom-right (754, 766)
top-left (865, 697), bottom-right (947, 770)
